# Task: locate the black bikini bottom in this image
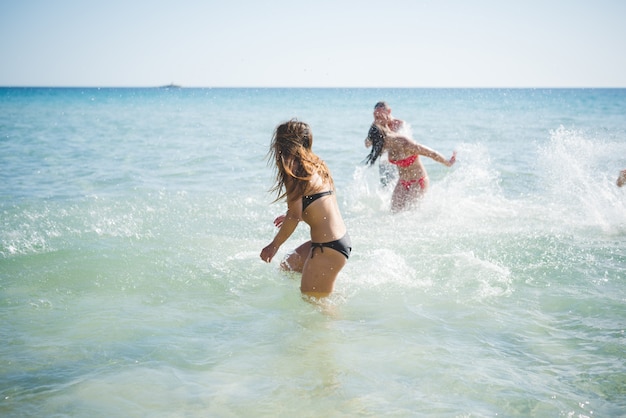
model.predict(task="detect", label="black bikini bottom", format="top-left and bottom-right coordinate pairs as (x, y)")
top-left (310, 233), bottom-right (351, 259)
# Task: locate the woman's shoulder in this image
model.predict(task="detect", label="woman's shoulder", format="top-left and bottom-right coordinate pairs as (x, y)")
top-left (387, 132), bottom-right (413, 147)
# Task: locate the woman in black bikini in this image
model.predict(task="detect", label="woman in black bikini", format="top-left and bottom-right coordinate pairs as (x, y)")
top-left (260, 119), bottom-right (351, 298)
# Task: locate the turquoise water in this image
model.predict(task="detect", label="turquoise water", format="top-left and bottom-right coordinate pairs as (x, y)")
top-left (1, 88), bottom-right (625, 417)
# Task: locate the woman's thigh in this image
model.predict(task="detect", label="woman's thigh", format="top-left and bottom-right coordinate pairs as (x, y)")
top-left (392, 182), bottom-right (424, 212)
top-left (300, 248), bottom-right (347, 295)
top-left (391, 184), bottom-right (411, 212)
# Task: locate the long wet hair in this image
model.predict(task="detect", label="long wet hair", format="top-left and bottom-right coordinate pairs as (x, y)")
top-left (364, 123), bottom-right (386, 165)
top-left (267, 119), bottom-right (332, 202)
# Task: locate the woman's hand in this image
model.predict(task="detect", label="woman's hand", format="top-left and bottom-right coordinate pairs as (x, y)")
top-left (447, 151), bottom-right (457, 167)
top-left (260, 243), bottom-right (279, 263)
top-left (273, 214), bottom-right (286, 228)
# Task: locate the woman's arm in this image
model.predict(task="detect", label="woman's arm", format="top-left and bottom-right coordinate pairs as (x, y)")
top-left (414, 143), bottom-right (456, 167)
top-left (261, 196), bottom-right (303, 262)
top-left (388, 134), bottom-right (456, 166)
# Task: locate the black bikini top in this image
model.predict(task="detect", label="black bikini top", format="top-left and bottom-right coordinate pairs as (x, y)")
top-left (302, 190), bottom-right (333, 211)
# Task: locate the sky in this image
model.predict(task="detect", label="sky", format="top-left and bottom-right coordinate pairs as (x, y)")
top-left (1, 0), bottom-right (625, 88)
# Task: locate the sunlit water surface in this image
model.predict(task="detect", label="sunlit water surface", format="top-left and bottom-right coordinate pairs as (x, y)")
top-left (1, 88), bottom-right (625, 417)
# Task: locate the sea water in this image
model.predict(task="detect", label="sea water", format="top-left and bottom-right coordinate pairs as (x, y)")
top-left (1, 87), bottom-right (625, 417)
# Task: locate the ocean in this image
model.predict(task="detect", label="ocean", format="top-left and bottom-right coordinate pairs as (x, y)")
top-left (1, 87), bottom-right (625, 417)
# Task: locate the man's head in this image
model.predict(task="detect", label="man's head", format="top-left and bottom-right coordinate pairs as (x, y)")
top-left (373, 101), bottom-right (391, 122)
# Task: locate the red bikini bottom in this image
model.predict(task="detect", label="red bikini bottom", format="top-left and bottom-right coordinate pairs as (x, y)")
top-left (399, 177), bottom-right (425, 190)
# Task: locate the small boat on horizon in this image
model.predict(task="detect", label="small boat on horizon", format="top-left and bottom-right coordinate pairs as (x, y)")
top-left (159, 83), bottom-right (181, 89)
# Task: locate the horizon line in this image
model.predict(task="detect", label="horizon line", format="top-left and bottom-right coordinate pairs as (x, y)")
top-left (2, 85), bottom-right (626, 89)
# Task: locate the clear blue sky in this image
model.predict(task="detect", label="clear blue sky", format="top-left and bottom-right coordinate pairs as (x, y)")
top-left (1, 0), bottom-right (625, 87)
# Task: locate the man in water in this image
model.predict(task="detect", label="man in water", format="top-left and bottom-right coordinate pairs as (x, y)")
top-left (364, 101), bottom-right (405, 187)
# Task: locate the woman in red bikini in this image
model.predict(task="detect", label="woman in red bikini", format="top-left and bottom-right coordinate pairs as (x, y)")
top-left (260, 119), bottom-right (351, 298)
top-left (365, 122), bottom-right (456, 212)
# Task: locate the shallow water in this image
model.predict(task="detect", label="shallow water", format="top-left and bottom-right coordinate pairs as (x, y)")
top-left (1, 87), bottom-right (625, 417)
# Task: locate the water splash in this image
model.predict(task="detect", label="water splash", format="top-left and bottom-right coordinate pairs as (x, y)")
top-left (535, 126), bottom-right (626, 234)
